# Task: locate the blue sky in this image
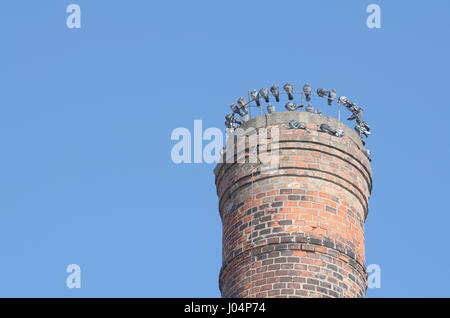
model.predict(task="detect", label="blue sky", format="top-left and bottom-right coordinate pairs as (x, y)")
top-left (0, 0), bottom-right (449, 297)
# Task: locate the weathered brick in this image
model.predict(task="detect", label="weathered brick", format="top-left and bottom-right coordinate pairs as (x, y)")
top-left (216, 112), bottom-right (372, 298)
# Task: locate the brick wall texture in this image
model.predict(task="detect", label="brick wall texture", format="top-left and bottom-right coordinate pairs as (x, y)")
top-left (214, 112), bottom-right (373, 298)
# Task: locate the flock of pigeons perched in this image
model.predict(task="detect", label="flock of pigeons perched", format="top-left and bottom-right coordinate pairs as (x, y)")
top-left (225, 83), bottom-right (372, 160)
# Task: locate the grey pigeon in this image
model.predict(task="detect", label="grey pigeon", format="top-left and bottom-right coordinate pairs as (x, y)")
top-left (289, 120), bottom-right (307, 130)
top-left (270, 85), bottom-right (280, 102)
top-left (283, 83), bottom-right (294, 100)
top-left (259, 88), bottom-right (269, 103)
top-left (303, 84), bottom-right (312, 102)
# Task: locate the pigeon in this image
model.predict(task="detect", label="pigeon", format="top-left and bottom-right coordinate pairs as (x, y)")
top-left (285, 102), bottom-right (303, 111)
top-left (320, 123), bottom-right (345, 137)
top-left (338, 96), bottom-right (348, 105)
top-left (355, 123), bottom-right (371, 138)
top-left (303, 84), bottom-right (312, 102)
top-left (237, 97), bottom-right (247, 108)
top-left (250, 90), bottom-right (260, 106)
top-left (347, 109), bottom-right (363, 121)
top-left (283, 83), bottom-right (294, 100)
top-left (361, 147), bottom-right (371, 161)
top-left (317, 88), bottom-right (329, 98)
top-left (225, 114), bottom-right (243, 128)
top-left (289, 120), bottom-right (307, 130)
top-left (230, 104), bottom-right (242, 116)
top-left (270, 85), bottom-right (280, 102)
top-left (259, 88), bottom-right (269, 103)
top-left (328, 89), bottom-right (336, 106)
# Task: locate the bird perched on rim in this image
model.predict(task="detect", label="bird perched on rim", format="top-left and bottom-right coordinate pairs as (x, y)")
top-left (303, 84), bottom-right (312, 102)
top-left (361, 147), bottom-right (372, 161)
top-left (224, 114), bottom-right (233, 128)
top-left (283, 83), bottom-right (294, 100)
top-left (317, 88), bottom-right (329, 98)
top-left (235, 97), bottom-right (249, 120)
top-left (249, 90), bottom-right (260, 107)
top-left (230, 103), bottom-right (246, 117)
top-left (338, 96), bottom-right (348, 105)
top-left (225, 114), bottom-right (243, 128)
top-left (267, 104), bottom-right (275, 114)
top-left (345, 100), bottom-right (360, 113)
top-left (289, 120), bottom-right (307, 130)
top-left (338, 96), bottom-right (358, 112)
top-left (270, 85), bottom-right (280, 102)
top-left (335, 128), bottom-right (345, 137)
top-left (327, 89), bottom-right (336, 106)
top-left (359, 120), bottom-right (371, 133)
top-left (355, 123), bottom-right (371, 138)
top-left (285, 102), bottom-right (303, 111)
top-left (320, 123), bottom-right (345, 137)
top-left (237, 97), bottom-right (247, 108)
top-left (347, 108), bottom-right (363, 121)
top-left (259, 88), bottom-right (269, 103)
top-left (305, 104), bottom-right (314, 113)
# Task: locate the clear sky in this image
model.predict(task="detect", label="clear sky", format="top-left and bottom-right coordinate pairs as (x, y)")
top-left (1, 0), bottom-right (449, 297)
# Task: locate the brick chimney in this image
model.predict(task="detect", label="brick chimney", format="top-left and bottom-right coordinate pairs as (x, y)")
top-left (214, 111), bottom-right (372, 298)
